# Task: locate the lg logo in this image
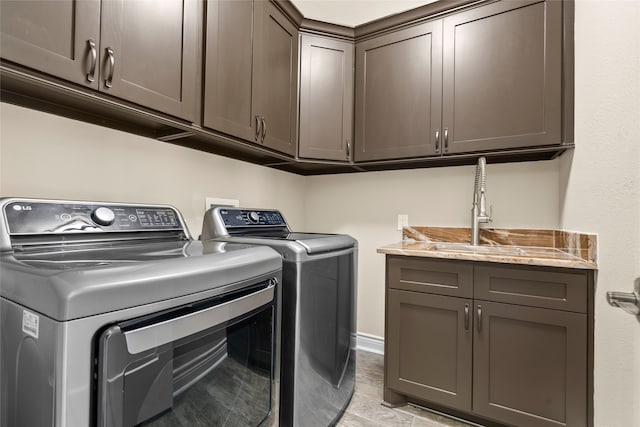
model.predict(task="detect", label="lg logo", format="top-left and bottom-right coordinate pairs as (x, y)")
top-left (12, 205), bottom-right (33, 211)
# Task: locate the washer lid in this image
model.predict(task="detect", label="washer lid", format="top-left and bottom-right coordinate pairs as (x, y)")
top-left (228, 231), bottom-right (355, 254)
top-left (287, 233), bottom-right (356, 254)
top-left (0, 241), bottom-right (281, 321)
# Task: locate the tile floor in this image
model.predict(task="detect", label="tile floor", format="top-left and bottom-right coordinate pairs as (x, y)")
top-left (337, 351), bottom-right (477, 427)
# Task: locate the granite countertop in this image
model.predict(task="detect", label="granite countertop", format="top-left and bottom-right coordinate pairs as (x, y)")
top-left (377, 226), bottom-right (598, 270)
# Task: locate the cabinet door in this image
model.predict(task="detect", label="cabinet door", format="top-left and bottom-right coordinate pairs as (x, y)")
top-left (442, 0), bottom-right (562, 154)
top-left (203, 0), bottom-right (257, 142)
top-left (0, 0), bottom-right (100, 89)
top-left (99, 0), bottom-right (199, 121)
top-left (473, 301), bottom-right (587, 427)
top-left (254, 1), bottom-right (298, 156)
top-left (299, 35), bottom-right (354, 161)
top-left (387, 289), bottom-right (472, 411)
top-left (355, 21), bottom-right (442, 162)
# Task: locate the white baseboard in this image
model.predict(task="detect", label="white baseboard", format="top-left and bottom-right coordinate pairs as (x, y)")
top-left (355, 333), bottom-right (384, 355)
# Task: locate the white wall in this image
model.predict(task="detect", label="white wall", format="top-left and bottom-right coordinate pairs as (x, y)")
top-left (304, 161), bottom-right (561, 336)
top-left (0, 103), bottom-right (307, 233)
top-left (559, 1), bottom-right (640, 425)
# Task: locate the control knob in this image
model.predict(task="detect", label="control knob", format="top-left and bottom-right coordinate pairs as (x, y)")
top-left (91, 207), bottom-right (116, 226)
top-left (248, 211), bottom-right (260, 224)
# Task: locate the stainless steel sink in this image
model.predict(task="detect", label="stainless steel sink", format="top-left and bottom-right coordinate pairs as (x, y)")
top-left (432, 242), bottom-right (528, 256)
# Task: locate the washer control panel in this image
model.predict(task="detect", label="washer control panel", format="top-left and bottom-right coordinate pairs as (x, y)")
top-left (4, 200), bottom-right (183, 234)
top-left (218, 208), bottom-right (286, 228)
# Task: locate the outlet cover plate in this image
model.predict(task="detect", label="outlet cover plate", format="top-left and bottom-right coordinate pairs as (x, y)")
top-left (205, 197), bottom-right (239, 213)
top-left (397, 214), bottom-right (409, 231)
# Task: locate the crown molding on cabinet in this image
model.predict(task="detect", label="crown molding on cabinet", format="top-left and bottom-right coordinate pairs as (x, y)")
top-left (272, 0), bottom-right (304, 26)
top-left (353, 0), bottom-right (484, 40)
top-left (299, 18), bottom-right (355, 39)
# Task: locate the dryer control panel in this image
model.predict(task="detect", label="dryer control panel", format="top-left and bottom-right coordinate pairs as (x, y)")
top-left (218, 209), bottom-right (286, 228)
top-left (3, 200), bottom-right (183, 234)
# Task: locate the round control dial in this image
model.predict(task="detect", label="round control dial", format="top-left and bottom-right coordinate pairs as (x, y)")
top-left (248, 211), bottom-right (261, 224)
top-left (91, 207), bottom-right (116, 226)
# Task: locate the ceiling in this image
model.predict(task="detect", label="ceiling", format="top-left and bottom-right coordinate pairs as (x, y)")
top-left (289, 0), bottom-right (439, 27)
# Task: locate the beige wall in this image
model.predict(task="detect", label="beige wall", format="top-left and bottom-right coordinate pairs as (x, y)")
top-left (304, 161), bottom-right (561, 336)
top-left (559, 1), bottom-right (640, 425)
top-left (0, 103), bottom-right (307, 234)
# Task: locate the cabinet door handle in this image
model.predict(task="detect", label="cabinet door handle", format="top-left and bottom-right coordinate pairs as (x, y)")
top-left (105, 47), bottom-right (115, 88)
top-left (261, 117), bottom-right (267, 142)
top-left (346, 139), bottom-right (351, 159)
top-left (476, 304), bottom-right (482, 332)
top-left (464, 304), bottom-right (470, 331)
top-left (255, 115), bottom-right (262, 141)
top-left (86, 39), bottom-right (97, 83)
top-left (435, 129), bottom-right (440, 151)
top-left (444, 128), bottom-right (449, 151)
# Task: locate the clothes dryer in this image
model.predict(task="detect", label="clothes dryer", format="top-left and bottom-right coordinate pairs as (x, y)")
top-left (202, 207), bottom-right (357, 427)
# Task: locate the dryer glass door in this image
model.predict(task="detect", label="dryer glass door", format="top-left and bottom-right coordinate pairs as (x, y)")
top-left (95, 279), bottom-right (276, 427)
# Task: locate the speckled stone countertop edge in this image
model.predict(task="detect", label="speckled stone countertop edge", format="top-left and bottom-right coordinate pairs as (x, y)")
top-left (377, 226), bottom-right (598, 270)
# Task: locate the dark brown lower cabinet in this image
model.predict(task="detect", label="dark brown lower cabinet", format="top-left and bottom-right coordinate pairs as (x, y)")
top-left (384, 256), bottom-right (592, 427)
top-left (473, 301), bottom-right (587, 427)
top-left (387, 290), bottom-right (472, 411)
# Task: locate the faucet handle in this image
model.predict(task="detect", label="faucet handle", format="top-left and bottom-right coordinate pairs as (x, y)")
top-left (481, 205), bottom-right (493, 222)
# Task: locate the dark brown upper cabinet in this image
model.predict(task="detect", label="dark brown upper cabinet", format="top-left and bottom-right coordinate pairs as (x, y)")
top-left (1, 0), bottom-right (574, 174)
top-left (354, 21), bottom-right (443, 162)
top-left (203, 0), bottom-right (256, 142)
top-left (98, 0), bottom-right (199, 122)
top-left (355, 0), bottom-right (566, 162)
top-left (441, 0), bottom-right (562, 154)
top-left (298, 34), bottom-right (354, 162)
top-left (204, 0), bottom-right (298, 156)
top-left (0, 0), bottom-right (199, 122)
top-left (0, 0), bottom-right (101, 89)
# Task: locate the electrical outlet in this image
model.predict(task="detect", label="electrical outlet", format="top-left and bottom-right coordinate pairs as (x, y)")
top-left (397, 214), bottom-right (409, 231)
top-left (205, 197), bottom-right (239, 213)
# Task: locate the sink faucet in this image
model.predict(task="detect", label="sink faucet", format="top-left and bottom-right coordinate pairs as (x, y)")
top-left (471, 156), bottom-right (492, 246)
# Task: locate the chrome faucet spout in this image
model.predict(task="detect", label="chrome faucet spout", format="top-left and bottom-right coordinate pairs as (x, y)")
top-left (471, 157), bottom-right (492, 246)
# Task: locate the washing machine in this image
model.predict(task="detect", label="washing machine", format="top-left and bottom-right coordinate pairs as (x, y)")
top-left (202, 207), bottom-right (357, 427)
top-left (0, 198), bottom-right (282, 427)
